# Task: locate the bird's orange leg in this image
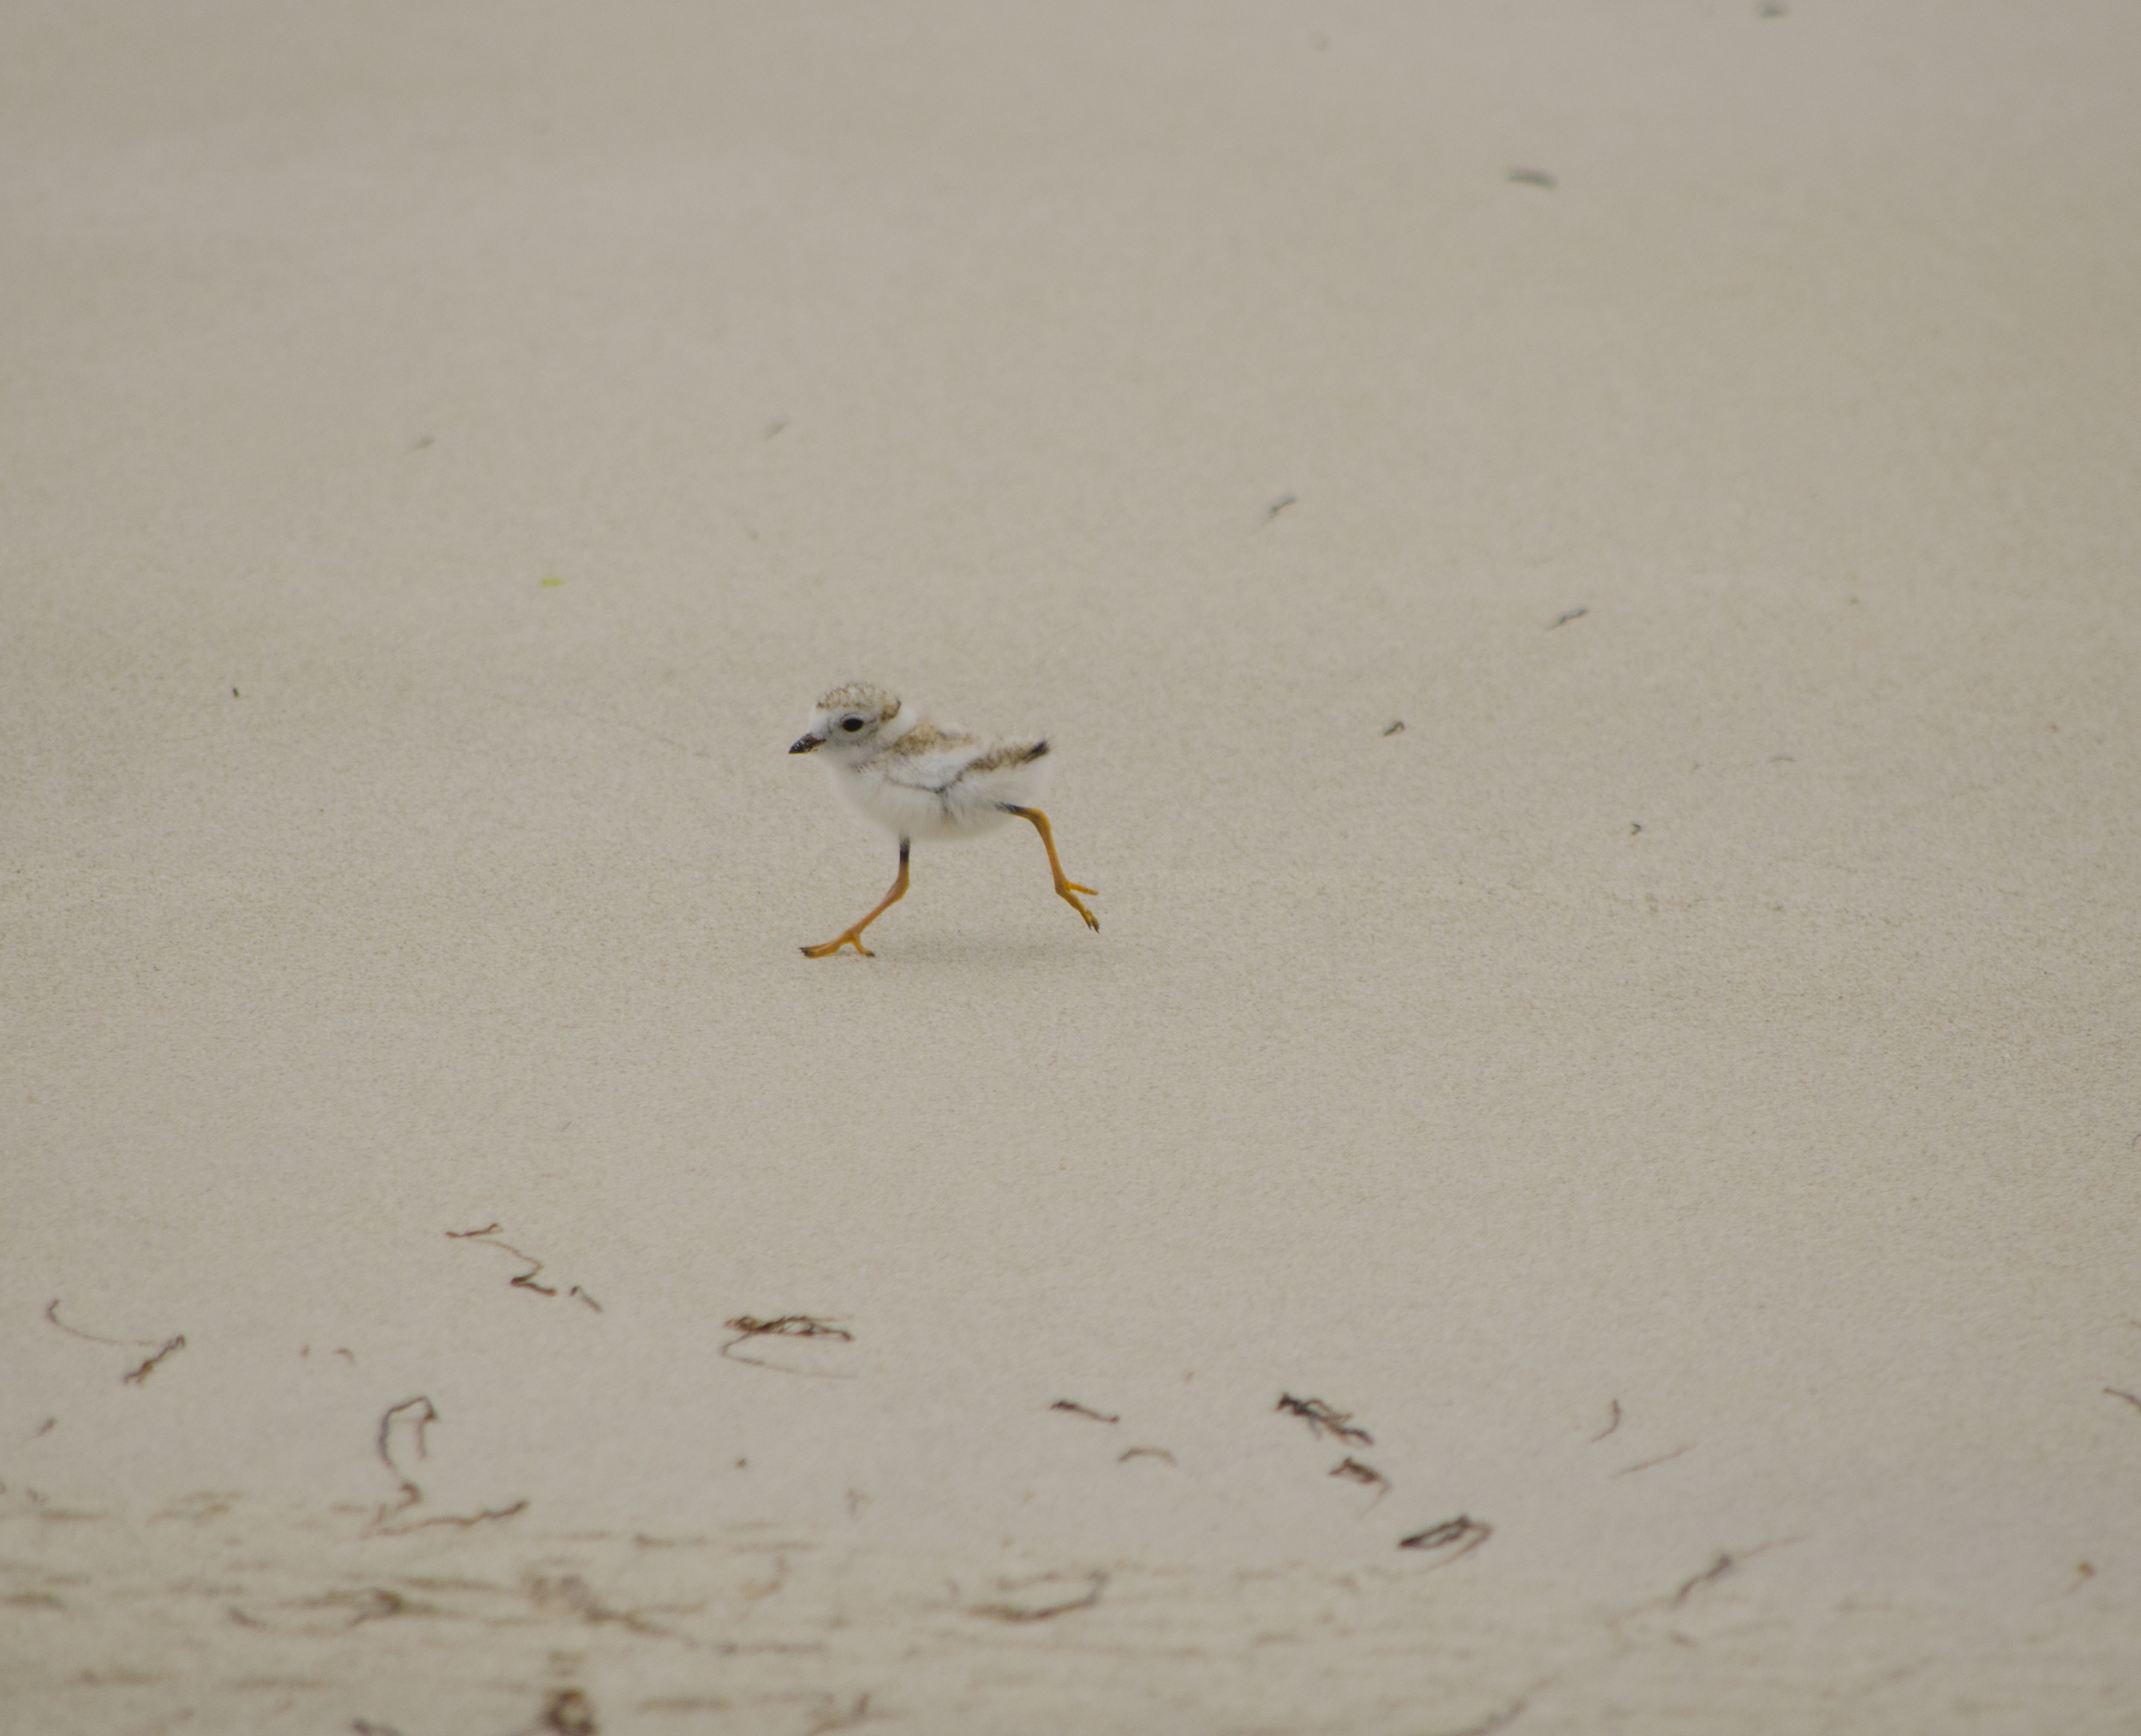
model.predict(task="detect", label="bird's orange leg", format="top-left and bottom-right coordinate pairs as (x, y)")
top-left (802, 839), bottom-right (909, 957)
top-left (1001, 805), bottom-right (1099, 931)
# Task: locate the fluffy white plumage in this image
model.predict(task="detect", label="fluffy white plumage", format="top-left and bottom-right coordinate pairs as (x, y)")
top-left (789, 683), bottom-right (1097, 957)
top-left (790, 683), bottom-right (1049, 842)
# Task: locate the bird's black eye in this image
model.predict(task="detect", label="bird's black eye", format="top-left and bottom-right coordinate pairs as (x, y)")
top-left (840, 717), bottom-right (864, 732)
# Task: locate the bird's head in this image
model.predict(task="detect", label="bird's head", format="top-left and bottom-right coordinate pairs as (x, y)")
top-left (790, 683), bottom-right (904, 757)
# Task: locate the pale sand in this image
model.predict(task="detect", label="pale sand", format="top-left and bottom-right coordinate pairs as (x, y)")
top-left (4, 2), bottom-right (2139, 1729)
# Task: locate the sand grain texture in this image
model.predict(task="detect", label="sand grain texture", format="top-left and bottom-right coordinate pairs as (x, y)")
top-left (4, 2), bottom-right (2138, 1731)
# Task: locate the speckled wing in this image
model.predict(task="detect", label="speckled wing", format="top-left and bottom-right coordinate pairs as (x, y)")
top-left (874, 723), bottom-right (987, 796)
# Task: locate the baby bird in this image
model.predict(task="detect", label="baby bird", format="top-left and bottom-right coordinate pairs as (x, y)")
top-left (789, 683), bottom-right (1099, 957)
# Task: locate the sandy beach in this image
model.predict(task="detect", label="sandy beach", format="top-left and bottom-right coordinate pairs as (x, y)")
top-left (5, 3), bottom-right (2139, 1729)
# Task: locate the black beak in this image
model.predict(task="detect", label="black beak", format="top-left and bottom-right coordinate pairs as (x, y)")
top-left (789, 733), bottom-right (824, 754)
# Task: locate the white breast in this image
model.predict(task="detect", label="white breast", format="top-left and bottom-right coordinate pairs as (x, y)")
top-left (829, 749), bottom-right (1046, 842)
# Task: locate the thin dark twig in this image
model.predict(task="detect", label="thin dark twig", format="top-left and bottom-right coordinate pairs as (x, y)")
top-left (45, 1299), bottom-right (158, 1348)
top-left (380, 1501), bottom-right (528, 1534)
top-left (721, 1315), bottom-right (855, 1377)
top-left (1613, 1443), bottom-right (1695, 1476)
top-left (1672, 1551), bottom-right (1738, 1607)
top-left (1399, 1514), bottom-right (1494, 1566)
top-left (1666, 1535), bottom-right (1807, 1608)
top-left (446, 1225), bottom-right (556, 1296)
top-left (365, 1396), bottom-right (528, 1536)
top-left (373, 1397), bottom-right (437, 1522)
top-left (2105, 1387), bottom-right (2141, 1414)
top-left (1589, 1399), bottom-right (1623, 1443)
top-left (1119, 1447), bottom-right (1176, 1465)
top-left (120, 1336), bottom-right (186, 1386)
top-left (969, 1571), bottom-right (1108, 1623)
top-left (1050, 1400), bottom-right (1119, 1423)
top-left (532, 1574), bottom-right (693, 1641)
top-left (1277, 1393), bottom-right (1373, 1446)
top-left (725, 1315), bottom-right (851, 1340)
top-left (1330, 1457), bottom-right (1391, 1503)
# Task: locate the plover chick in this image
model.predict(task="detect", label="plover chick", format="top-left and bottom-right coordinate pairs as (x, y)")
top-left (789, 683), bottom-right (1099, 957)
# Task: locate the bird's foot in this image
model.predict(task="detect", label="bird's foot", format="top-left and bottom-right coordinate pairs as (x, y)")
top-left (801, 932), bottom-right (876, 958)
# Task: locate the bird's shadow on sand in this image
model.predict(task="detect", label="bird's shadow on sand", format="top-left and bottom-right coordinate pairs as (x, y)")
top-left (836, 931), bottom-right (1109, 973)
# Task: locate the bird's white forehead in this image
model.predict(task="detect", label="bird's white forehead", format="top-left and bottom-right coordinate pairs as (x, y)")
top-left (815, 683), bottom-right (901, 719)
